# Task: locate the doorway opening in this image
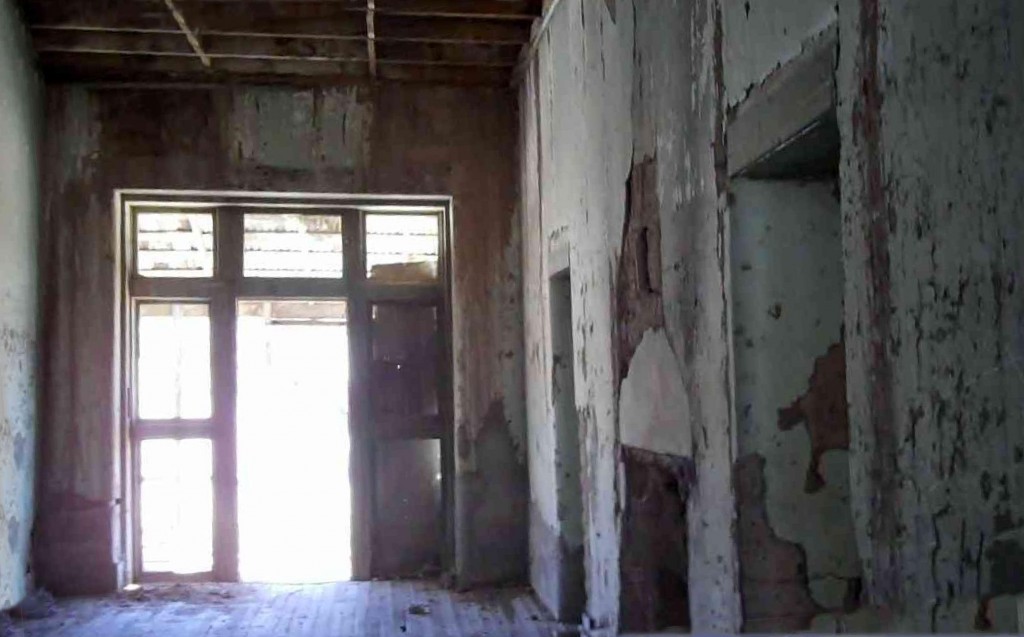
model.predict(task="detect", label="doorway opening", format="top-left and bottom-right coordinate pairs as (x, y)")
top-left (549, 270), bottom-right (586, 621)
top-left (730, 89), bottom-right (862, 627)
top-left (123, 192), bottom-right (453, 585)
top-left (236, 300), bottom-right (351, 583)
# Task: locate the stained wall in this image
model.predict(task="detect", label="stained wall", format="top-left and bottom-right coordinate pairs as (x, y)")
top-left (35, 84), bottom-right (525, 593)
top-left (521, 0), bottom-right (1024, 633)
top-left (520, 0), bottom-right (741, 631)
top-left (0, 0), bottom-right (41, 611)
top-left (839, 0), bottom-right (1024, 629)
top-left (731, 179), bottom-right (861, 631)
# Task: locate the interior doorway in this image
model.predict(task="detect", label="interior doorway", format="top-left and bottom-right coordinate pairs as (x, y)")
top-left (548, 269), bottom-right (586, 621)
top-left (123, 193), bottom-right (452, 585)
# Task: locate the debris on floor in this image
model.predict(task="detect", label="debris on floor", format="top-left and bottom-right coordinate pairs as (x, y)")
top-left (0, 613), bottom-right (18, 637)
top-left (119, 583), bottom-right (242, 605)
top-left (11, 582), bottom-right (553, 636)
top-left (8, 590), bottom-right (55, 620)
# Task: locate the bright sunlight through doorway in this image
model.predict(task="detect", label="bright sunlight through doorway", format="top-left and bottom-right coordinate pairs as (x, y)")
top-left (236, 299), bottom-right (352, 583)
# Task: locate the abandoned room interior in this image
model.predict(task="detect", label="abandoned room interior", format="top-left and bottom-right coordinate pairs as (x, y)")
top-left (0, 0), bottom-right (1022, 634)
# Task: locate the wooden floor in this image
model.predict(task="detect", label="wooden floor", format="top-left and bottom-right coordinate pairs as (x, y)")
top-left (13, 581), bottom-right (562, 637)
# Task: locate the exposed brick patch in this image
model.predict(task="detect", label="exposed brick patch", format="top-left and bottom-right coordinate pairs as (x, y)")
top-left (618, 446), bottom-right (693, 633)
top-left (615, 157), bottom-right (663, 385)
top-left (778, 339), bottom-right (850, 492)
top-left (736, 454), bottom-right (822, 631)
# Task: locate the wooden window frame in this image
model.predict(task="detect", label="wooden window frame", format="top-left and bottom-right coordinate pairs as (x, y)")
top-left (119, 191), bottom-right (454, 584)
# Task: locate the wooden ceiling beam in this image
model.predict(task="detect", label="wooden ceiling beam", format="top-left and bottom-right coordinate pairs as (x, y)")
top-left (23, 0), bottom-right (535, 83)
top-left (36, 50), bottom-right (511, 85)
top-left (126, 0), bottom-right (542, 20)
top-left (32, 28), bottom-right (517, 65)
top-left (30, 15), bottom-right (529, 45)
top-left (374, 0), bottom-right (542, 20)
top-left (376, 41), bottom-right (517, 66)
top-left (38, 50), bottom-right (367, 80)
top-left (33, 25), bottom-right (365, 42)
top-left (33, 29), bottom-right (372, 61)
top-left (35, 45), bottom-right (513, 69)
top-left (376, 15), bottom-right (530, 44)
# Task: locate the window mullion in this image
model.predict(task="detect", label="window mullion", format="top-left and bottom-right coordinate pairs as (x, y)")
top-left (211, 208), bottom-right (242, 581)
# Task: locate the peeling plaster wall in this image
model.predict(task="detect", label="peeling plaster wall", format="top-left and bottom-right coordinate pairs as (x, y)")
top-left (520, 1), bottom-right (632, 627)
top-left (731, 179), bottom-right (861, 630)
top-left (838, 0), bottom-right (1024, 630)
top-left (0, 0), bottom-right (40, 611)
top-left (520, 0), bottom-right (741, 632)
top-left (36, 84), bottom-right (525, 593)
top-left (722, 0), bottom-right (837, 106)
top-left (523, 0), bottom-right (1024, 631)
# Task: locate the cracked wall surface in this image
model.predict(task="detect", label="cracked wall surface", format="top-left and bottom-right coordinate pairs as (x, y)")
top-left (520, 0), bottom-right (741, 632)
top-left (36, 83), bottom-right (525, 594)
top-left (523, 0), bottom-right (1023, 632)
top-left (838, 0), bottom-right (1024, 630)
top-left (0, 0), bottom-right (40, 611)
top-left (731, 179), bottom-right (862, 631)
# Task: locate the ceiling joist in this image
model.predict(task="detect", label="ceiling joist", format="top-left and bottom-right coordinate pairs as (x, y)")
top-left (32, 29), bottom-right (518, 66)
top-left (19, 0), bottom-right (542, 85)
top-left (37, 50), bottom-right (512, 85)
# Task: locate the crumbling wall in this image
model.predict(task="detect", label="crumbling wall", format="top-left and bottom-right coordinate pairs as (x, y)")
top-left (731, 179), bottom-right (862, 631)
top-left (838, 0), bottom-right (1024, 630)
top-left (524, 0), bottom-right (1024, 631)
top-left (0, 0), bottom-right (41, 610)
top-left (618, 447), bottom-right (691, 633)
top-left (632, 0), bottom-right (742, 630)
top-left (36, 84), bottom-right (524, 593)
top-left (520, 0), bottom-right (742, 632)
top-left (520, 2), bottom-right (632, 630)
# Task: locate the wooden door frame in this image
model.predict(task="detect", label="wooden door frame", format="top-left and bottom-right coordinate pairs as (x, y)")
top-left (118, 190), bottom-right (454, 583)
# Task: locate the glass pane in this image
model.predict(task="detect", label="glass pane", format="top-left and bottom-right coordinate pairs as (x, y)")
top-left (138, 303), bottom-right (212, 420)
top-left (371, 304), bottom-right (439, 419)
top-left (236, 300), bottom-right (351, 583)
top-left (244, 214), bottom-right (344, 278)
top-left (140, 438), bottom-right (213, 574)
top-left (374, 439), bottom-right (442, 576)
top-left (365, 214), bottom-right (439, 282)
top-left (136, 212), bottom-right (214, 278)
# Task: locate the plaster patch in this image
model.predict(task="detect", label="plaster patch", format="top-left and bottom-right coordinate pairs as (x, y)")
top-left (618, 328), bottom-right (692, 457)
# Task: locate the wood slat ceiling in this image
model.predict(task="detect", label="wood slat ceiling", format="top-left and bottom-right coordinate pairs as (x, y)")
top-left (18, 0), bottom-right (543, 85)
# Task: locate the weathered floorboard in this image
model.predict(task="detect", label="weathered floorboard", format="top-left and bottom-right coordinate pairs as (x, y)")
top-left (14, 581), bottom-right (556, 637)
